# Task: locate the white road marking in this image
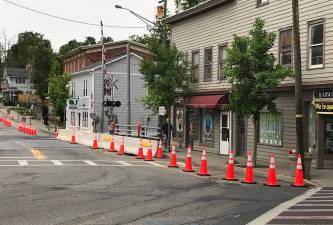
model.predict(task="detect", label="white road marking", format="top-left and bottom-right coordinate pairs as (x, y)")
top-left (84, 160), bottom-right (98, 166)
top-left (116, 161), bottom-right (133, 166)
top-left (0, 157), bottom-right (34, 159)
top-left (246, 188), bottom-right (320, 225)
top-left (275, 216), bottom-right (333, 219)
top-left (287, 209), bottom-right (333, 211)
top-left (296, 204), bottom-right (333, 206)
top-left (146, 161), bottom-right (167, 167)
top-left (18, 160), bottom-right (28, 166)
top-left (51, 160), bottom-right (63, 166)
top-left (303, 199), bottom-right (333, 202)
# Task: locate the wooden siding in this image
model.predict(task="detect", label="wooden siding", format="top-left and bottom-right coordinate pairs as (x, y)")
top-left (170, 0), bottom-right (333, 92)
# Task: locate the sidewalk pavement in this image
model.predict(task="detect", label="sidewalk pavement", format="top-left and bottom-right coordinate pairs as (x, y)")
top-left (173, 146), bottom-right (326, 187)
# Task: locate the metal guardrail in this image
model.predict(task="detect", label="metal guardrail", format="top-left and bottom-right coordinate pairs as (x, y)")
top-left (110, 124), bottom-right (161, 140)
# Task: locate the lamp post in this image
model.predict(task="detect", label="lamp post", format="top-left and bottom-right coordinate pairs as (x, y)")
top-left (115, 5), bottom-right (156, 28)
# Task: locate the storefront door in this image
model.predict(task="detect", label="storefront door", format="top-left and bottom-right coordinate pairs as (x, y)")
top-left (220, 111), bottom-right (230, 155)
top-left (325, 116), bottom-right (333, 155)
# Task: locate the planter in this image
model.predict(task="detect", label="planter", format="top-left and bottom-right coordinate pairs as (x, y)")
top-left (289, 156), bottom-right (313, 179)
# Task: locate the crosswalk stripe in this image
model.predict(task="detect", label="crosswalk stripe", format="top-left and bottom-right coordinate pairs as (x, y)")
top-left (51, 160), bottom-right (63, 166)
top-left (276, 216), bottom-right (333, 219)
top-left (18, 160), bottom-right (28, 166)
top-left (116, 161), bottom-right (133, 166)
top-left (146, 162), bottom-right (167, 167)
top-left (297, 204), bottom-right (333, 206)
top-left (84, 160), bottom-right (98, 166)
top-left (287, 209), bottom-right (333, 211)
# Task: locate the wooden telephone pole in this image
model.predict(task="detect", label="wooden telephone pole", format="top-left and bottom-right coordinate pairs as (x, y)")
top-left (292, 0), bottom-right (305, 172)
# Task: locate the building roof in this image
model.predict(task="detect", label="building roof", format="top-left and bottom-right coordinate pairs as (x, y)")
top-left (71, 53), bottom-right (143, 76)
top-left (61, 40), bottom-right (149, 59)
top-left (165, 0), bottom-right (234, 24)
top-left (4, 68), bottom-right (29, 78)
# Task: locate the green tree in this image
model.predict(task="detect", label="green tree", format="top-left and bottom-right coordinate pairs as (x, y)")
top-left (48, 59), bottom-right (70, 122)
top-left (83, 36), bottom-right (96, 45)
top-left (30, 47), bottom-right (54, 100)
top-left (224, 18), bottom-right (292, 165)
top-left (129, 34), bottom-right (151, 45)
top-left (58, 39), bottom-right (81, 56)
top-left (6, 31), bottom-right (51, 68)
top-left (101, 36), bottom-right (113, 43)
top-left (140, 38), bottom-right (191, 130)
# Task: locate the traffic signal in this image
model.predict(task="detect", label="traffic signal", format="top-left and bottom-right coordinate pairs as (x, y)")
top-left (103, 100), bottom-right (121, 107)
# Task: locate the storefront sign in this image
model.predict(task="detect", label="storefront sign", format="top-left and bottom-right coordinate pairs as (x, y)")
top-left (313, 101), bottom-right (333, 114)
top-left (314, 89), bottom-right (333, 99)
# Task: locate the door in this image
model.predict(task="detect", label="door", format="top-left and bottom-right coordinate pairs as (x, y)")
top-left (220, 111), bottom-right (230, 155)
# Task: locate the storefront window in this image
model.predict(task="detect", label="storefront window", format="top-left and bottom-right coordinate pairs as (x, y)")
top-left (308, 104), bottom-right (316, 150)
top-left (325, 116), bottom-right (333, 154)
top-left (202, 109), bottom-right (214, 146)
top-left (259, 112), bottom-right (282, 145)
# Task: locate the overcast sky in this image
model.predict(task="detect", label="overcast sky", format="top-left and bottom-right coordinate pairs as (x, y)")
top-left (0, 0), bottom-right (176, 52)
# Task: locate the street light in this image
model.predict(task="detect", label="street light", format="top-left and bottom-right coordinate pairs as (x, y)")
top-left (114, 5), bottom-right (156, 28)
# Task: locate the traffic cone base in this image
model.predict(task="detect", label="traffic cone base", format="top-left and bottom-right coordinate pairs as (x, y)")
top-left (264, 183), bottom-right (280, 187)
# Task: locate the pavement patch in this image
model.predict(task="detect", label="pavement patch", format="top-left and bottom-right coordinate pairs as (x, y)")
top-left (30, 148), bottom-right (46, 160)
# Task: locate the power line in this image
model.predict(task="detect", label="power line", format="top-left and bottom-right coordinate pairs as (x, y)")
top-left (2, 0), bottom-right (147, 29)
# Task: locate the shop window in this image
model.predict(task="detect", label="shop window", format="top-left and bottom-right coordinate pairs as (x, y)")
top-left (308, 104), bottom-right (316, 151)
top-left (70, 112), bottom-right (76, 126)
top-left (309, 20), bottom-right (324, 68)
top-left (82, 112), bottom-right (88, 128)
top-left (325, 117), bottom-right (333, 154)
top-left (202, 109), bottom-right (214, 146)
top-left (279, 28), bottom-right (292, 68)
top-left (259, 112), bottom-right (282, 145)
top-left (191, 51), bottom-right (199, 82)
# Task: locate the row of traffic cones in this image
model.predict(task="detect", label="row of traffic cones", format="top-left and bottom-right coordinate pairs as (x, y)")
top-left (168, 144), bottom-right (210, 176)
top-left (1, 117), bottom-right (12, 127)
top-left (223, 150), bottom-right (306, 187)
top-left (17, 123), bottom-right (37, 136)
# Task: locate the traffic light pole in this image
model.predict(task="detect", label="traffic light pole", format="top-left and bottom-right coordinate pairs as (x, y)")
top-left (100, 21), bottom-right (106, 133)
top-left (127, 43), bottom-right (131, 135)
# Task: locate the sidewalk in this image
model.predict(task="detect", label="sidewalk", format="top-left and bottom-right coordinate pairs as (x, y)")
top-left (173, 146), bottom-right (322, 187)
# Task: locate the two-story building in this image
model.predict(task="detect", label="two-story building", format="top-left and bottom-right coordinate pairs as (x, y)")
top-left (1, 67), bottom-right (34, 104)
top-left (63, 40), bottom-right (156, 132)
top-left (166, 0), bottom-right (333, 168)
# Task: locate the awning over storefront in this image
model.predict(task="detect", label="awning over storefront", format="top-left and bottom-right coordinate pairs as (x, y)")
top-left (187, 94), bottom-right (228, 108)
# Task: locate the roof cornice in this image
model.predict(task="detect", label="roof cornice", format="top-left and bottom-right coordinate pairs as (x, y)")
top-left (165, 0), bottom-right (234, 25)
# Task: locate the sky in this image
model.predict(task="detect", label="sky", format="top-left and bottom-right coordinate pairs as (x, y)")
top-left (0, 0), bottom-right (176, 52)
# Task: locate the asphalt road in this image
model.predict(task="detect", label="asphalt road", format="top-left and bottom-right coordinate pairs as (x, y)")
top-left (0, 123), bottom-right (306, 225)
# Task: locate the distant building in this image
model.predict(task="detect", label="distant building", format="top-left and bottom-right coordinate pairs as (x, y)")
top-left (1, 67), bottom-right (34, 104)
top-left (63, 41), bottom-right (157, 132)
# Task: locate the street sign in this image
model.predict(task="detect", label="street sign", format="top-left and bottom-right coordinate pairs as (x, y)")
top-left (103, 100), bottom-right (121, 107)
top-left (159, 106), bottom-right (166, 116)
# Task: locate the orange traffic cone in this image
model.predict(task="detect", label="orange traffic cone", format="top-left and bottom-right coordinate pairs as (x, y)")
top-left (70, 128), bottom-right (77, 144)
top-left (145, 141), bottom-right (154, 161)
top-left (118, 136), bottom-right (125, 155)
top-left (109, 135), bottom-right (115, 152)
top-left (32, 126), bottom-right (37, 136)
top-left (264, 154), bottom-right (280, 187)
top-left (168, 144), bottom-right (178, 168)
top-left (137, 139), bottom-right (144, 159)
top-left (198, 145), bottom-right (210, 176)
top-left (156, 139), bottom-right (163, 159)
top-left (183, 145), bottom-right (194, 172)
top-left (292, 154), bottom-right (306, 187)
top-left (242, 151), bottom-right (256, 184)
top-left (91, 132), bottom-right (99, 150)
top-left (223, 150), bottom-right (238, 181)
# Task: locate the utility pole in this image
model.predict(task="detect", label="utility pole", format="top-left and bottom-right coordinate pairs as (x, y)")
top-left (127, 43), bottom-right (131, 134)
top-left (292, 0), bottom-right (305, 173)
top-left (100, 20), bottom-right (106, 133)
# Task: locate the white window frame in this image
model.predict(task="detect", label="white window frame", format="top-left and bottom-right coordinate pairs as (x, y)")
top-left (218, 44), bottom-right (227, 79)
top-left (259, 112), bottom-right (282, 146)
top-left (71, 82), bottom-right (76, 97)
top-left (308, 20), bottom-right (325, 69)
top-left (83, 79), bottom-right (88, 96)
top-left (82, 111), bottom-right (88, 128)
top-left (191, 50), bottom-right (199, 82)
top-left (279, 27), bottom-right (293, 68)
top-left (204, 47), bottom-right (212, 81)
top-left (257, 0), bottom-right (269, 7)
top-left (70, 111), bottom-right (76, 126)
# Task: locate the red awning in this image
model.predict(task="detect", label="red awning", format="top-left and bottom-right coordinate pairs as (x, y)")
top-left (187, 94), bottom-right (228, 108)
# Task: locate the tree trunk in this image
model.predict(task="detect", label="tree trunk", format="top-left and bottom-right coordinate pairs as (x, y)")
top-left (252, 117), bottom-right (259, 167)
top-left (167, 105), bottom-right (172, 152)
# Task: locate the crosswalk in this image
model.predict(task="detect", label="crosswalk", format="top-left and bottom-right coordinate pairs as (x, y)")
top-left (267, 187), bottom-right (333, 224)
top-left (0, 159), bottom-right (166, 167)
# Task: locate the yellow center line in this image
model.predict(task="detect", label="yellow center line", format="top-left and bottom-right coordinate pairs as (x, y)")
top-left (30, 148), bottom-right (46, 160)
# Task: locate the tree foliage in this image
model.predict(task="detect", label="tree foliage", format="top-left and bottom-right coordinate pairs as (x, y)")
top-left (30, 47), bottom-right (54, 99)
top-left (6, 31), bottom-right (51, 68)
top-left (140, 38), bottom-right (191, 114)
top-left (58, 39), bottom-right (81, 56)
top-left (83, 36), bottom-right (97, 45)
top-left (48, 59), bottom-right (70, 121)
top-left (224, 18), bottom-right (292, 119)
